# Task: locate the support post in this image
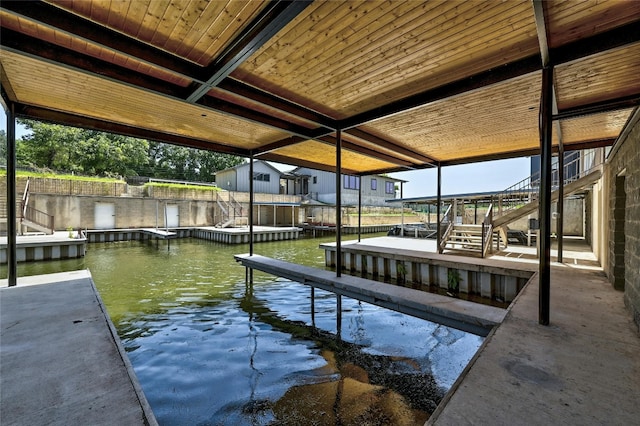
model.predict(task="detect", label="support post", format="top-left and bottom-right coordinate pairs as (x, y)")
top-left (436, 163), bottom-right (442, 253)
top-left (6, 103), bottom-right (17, 286)
top-left (311, 287), bottom-right (316, 328)
top-left (336, 129), bottom-right (342, 277)
top-left (539, 66), bottom-right (554, 326)
top-left (557, 143), bottom-right (564, 263)
top-left (249, 152), bottom-right (254, 256)
top-left (357, 178), bottom-right (362, 242)
top-left (336, 294), bottom-right (342, 340)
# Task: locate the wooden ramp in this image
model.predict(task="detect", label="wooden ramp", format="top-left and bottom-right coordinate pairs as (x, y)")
top-left (234, 254), bottom-right (506, 337)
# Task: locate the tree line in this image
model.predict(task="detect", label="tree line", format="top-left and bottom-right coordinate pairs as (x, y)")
top-left (0, 120), bottom-right (245, 182)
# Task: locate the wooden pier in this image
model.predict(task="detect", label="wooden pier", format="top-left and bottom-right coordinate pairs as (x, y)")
top-left (234, 253), bottom-right (507, 337)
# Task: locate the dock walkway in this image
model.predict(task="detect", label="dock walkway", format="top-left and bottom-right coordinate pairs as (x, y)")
top-left (0, 271), bottom-right (157, 426)
top-left (428, 265), bottom-right (640, 425)
top-left (234, 253), bottom-right (507, 336)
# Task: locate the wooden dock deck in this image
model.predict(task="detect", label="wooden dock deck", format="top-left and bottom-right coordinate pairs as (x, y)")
top-left (234, 254), bottom-right (507, 337)
top-left (0, 271), bottom-right (157, 426)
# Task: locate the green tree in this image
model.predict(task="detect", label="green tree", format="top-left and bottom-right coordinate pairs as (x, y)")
top-left (0, 129), bottom-right (6, 166)
top-left (146, 141), bottom-right (243, 182)
top-left (14, 119), bottom-right (244, 180)
top-left (17, 120), bottom-right (149, 177)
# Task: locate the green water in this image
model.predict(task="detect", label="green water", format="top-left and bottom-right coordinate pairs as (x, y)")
top-left (5, 234), bottom-right (483, 425)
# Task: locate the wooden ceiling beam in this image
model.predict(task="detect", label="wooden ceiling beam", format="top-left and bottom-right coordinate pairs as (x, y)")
top-left (14, 104), bottom-right (251, 156)
top-left (186, 0), bottom-right (313, 102)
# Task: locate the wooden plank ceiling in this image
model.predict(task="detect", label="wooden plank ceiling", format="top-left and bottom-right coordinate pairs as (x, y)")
top-left (1, 0), bottom-right (639, 175)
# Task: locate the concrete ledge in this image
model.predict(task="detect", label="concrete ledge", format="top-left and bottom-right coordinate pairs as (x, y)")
top-left (427, 266), bottom-right (640, 425)
top-left (0, 271), bottom-right (157, 426)
top-left (235, 254), bottom-right (507, 336)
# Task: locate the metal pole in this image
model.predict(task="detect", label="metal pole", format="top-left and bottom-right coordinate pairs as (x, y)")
top-left (249, 153), bottom-right (254, 256)
top-left (336, 294), bottom-right (342, 340)
top-left (539, 66), bottom-right (554, 326)
top-left (436, 163), bottom-right (442, 253)
top-left (311, 287), bottom-right (316, 328)
top-left (6, 103), bottom-right (17, 286)
top-left (357, 178), bottom-right (362, 242)
top-left (336, 129), bottom-right (342, 277)
top-left (557, 144), bottom-right (564, 263)
top-left (474, 200), bottom-right (478, 225)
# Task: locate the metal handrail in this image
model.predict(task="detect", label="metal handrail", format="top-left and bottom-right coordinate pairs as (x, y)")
top-left (494, 151), bottom-right (603, 218)
top-left (22, 203), bottom-right (55, 231)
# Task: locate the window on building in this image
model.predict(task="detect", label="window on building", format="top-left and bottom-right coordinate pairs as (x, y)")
top-left (253, 172), bottom-right (270, 182)
top-left (343, 175), bottom-right (360, 190)
top-left (313, 176), bottom-right (317, 184)
top-left (371, 178), bottom-right (377, 190)
top-left (385, 181), bottom-right (395, 194)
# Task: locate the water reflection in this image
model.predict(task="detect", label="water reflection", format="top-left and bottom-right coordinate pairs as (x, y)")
top-left (5, 236), bottom-right (483, 425)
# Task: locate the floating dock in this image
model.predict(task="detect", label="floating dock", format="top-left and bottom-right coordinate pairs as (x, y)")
top-left (235, 253), bottom-right (507, 336)
top-left (192, 226), bottom-right (301, 244)
top-left (321, 236), bottom-right (535, 303)
top-left (0, 270), bottom-right (157, 425)
top-left (0, 232), bottom-right (86, 263)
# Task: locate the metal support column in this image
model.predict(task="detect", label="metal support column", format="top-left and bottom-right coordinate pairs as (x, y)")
top-left (336, 129), bottom-right (342, 277)
top-left (249, 153), bottom-right (254, 256)
top-left (336, 294), bottom-right (342, 340)
top-left (539, 66), bottom-right (554, 325)
top-left (357, 179), bottom-right (362, 242)
top-left (6, 103), bottom-right (17, 286)
top-left (557, 143), bottom-right (564, 263)
top-left (436, 163), bottom-right (442, 253)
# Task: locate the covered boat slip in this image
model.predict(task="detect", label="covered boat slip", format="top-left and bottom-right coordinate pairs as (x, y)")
top-left (0, 271), bottom-right (157, 426)
top-left (2, 0), bottom-right (639, 323)
top-left (1, 1), bottom-right (640, 424)
top-left (235, 253), bottom-right (508, 337)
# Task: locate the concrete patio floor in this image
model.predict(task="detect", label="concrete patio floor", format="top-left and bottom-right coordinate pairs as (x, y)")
top-left (428, 262), bottom-right (639, 425)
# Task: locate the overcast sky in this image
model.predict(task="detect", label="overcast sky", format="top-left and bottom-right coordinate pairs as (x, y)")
top-left (2, 110), bottom-right (531, 197)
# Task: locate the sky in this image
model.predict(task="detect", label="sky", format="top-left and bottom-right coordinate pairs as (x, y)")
top-left (1, 109), bottom-right (532, 198)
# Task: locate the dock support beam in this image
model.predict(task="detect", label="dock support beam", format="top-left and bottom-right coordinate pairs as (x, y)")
top-left (557, 142), bottom-right (564, 263)
top-left (539, 66), bottom-right (554, 325)
top-left (6, 102), bottom-right (17, 287)
top-left (336, 129), bottom-right (342, 277)
top-left (249, 152), bottom-right (254, 256)
top-left (357, 179), bottom-right (362, 242)
top-left (336, 294), bottom-right (342, 340)
top-left (436, 163), bottom-right (442, 253)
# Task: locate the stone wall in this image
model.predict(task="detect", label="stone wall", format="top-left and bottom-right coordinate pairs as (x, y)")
top-left (605, 110), bottom-right (640, 333)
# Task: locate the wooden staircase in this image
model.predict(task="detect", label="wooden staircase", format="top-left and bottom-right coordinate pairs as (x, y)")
top-left (441, 224), bottom-right (506, 257)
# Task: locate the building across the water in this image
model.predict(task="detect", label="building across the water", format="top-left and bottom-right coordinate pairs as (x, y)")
top-left (215, 160), bottom-right (404, 206)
